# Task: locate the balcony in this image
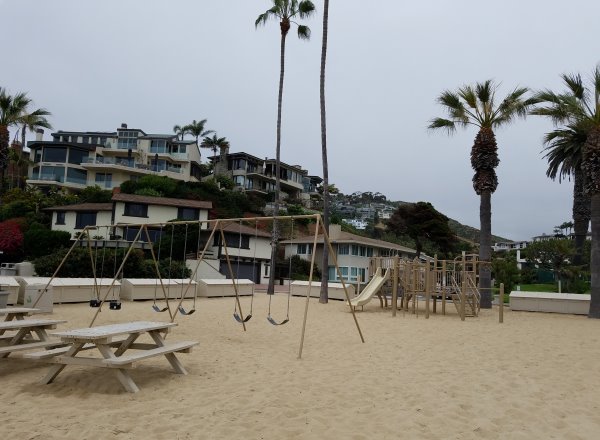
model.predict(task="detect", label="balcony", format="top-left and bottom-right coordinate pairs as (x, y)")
top-left (82, 158), bottom-right (183, 175)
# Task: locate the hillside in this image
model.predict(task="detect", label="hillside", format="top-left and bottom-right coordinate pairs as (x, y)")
top-left (447, 218), bottom-right (510, 245)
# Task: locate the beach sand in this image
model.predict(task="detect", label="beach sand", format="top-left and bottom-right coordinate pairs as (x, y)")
top-left (1, 294), bottom-right (599, 439)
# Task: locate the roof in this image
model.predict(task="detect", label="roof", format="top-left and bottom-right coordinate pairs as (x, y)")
top-left (212, 222), bottom-right (272, 238)
top-left (112, 193), bottom-right (212, 209)
top-left (281, 230), bottom-right (417, 254)
top-left (45, 203), bottom-right (113, 212)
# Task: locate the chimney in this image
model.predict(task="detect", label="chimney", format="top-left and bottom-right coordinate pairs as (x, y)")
top-left (35, 129), bottom-right (44, 141)
top-left (329, 224), bottom-right (342, 240)
top-left (121, 123), bottom-right (128, 129)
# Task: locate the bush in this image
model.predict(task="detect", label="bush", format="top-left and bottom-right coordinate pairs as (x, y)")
top-left (0, 218), bottom-right (25, 260)
top-left (285, 255), bottom-right (321, 281)
top-left (24, 228), bottom-right (72, 259)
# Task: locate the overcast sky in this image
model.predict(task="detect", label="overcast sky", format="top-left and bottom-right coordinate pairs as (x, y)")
top-left (2, 0), bottom-right (598, 241)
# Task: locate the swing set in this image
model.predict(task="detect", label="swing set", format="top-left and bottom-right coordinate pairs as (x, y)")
top-left (31, 214), bottom-right (365, 358)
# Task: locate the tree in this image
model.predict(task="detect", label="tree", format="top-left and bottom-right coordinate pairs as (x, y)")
top-left (18, 107), bottom-right (52, 153)
top-left (429, 80), bottom-right (536, 308)
top-left (255, 0), bottom-right (315, 294)
top-left (173, 124), bottom-right (187, 141)
top-left (319, 0), bottom-right (330, 303)
top-left (524, 239), bottom-right (575, 288)
top-left (531, 65), bottom-right (600, 318)
top-left (184, 119), bottom-right (214, 161)
top-left (0, 218), bottom-right (24, 259)
top-left (540, 123), bottom-right (589, 264)
top-left (0, 88), bottom-right (31, 193)
top-left (387, 202), bottom-right (458, 258)
top-left (200, 134), bottom-right (229, 167)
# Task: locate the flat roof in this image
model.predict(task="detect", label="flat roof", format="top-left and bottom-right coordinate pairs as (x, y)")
top-left (45, 203), bottom-right (113, 212)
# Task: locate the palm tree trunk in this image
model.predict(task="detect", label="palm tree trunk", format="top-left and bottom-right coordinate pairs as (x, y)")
top-left (572, 168), bottom-right (590, 266)
top-left (319, 0), bottom-right (330, 304)
top-left (267, 27), bottom-right (288, 295)
top-left (479, 190), bottom-right (492, 308)
top-left (589, 193), bottom-right (600, 318)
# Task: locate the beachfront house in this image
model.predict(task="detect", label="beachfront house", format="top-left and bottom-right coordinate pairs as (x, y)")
top-left (281, 224), bottom-right (418, 285)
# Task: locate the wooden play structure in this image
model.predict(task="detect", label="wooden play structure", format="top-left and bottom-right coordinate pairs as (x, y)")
top-left (367, 252), bottom-right (483, 321)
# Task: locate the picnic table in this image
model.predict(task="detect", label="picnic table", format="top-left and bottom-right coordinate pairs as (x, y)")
top-left (0, 307), bottom-right (40, 323)
top-left (0, 317), bottom-right (66, 358)
top-left (27, 321), bottom-right (198, 393)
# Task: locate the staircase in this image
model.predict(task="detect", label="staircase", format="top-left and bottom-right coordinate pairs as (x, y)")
top-left (448, 272), bottom-right (480, 317)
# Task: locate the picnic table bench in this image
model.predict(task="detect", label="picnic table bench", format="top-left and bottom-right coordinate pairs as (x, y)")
top-left (28, 321), bottom-right (198, 393)
top-left (0, 318), bottom-right (66, 358)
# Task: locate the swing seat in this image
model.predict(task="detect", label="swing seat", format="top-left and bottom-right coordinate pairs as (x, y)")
top-left (152, 304), bottom-right (169, 313)
top-left (233, 312), bottom-right (252, 323)
top-left (109, 300), bottom-right (122, 310)
top-left (267, 316), bottom-right (289, 326)
top-left (89, 299), bottom-right (102, 308)
top-left (178, 306), bottom-right (196, 316)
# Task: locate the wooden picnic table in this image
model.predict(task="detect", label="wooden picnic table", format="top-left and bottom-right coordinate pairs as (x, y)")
top-left (0, 308), bottom-right (40, 323)
top-left (0, 318), bottom-right (66, 358)
top-left (29, 321), bottom-right (198, 393)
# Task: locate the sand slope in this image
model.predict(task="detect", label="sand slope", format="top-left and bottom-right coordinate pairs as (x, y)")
top-left (1, 294), bottom-right (599, 439)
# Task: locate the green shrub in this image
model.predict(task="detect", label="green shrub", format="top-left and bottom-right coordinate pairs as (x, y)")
top-left (24, 228), bottom-right (72, 258)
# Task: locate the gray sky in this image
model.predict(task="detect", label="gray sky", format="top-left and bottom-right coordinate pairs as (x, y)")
top-left (2, 0), bottom-right (598, 241)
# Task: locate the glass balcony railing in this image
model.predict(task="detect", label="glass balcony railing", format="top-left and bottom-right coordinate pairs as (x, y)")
top-left (83, 158), bottom-right (182, 174)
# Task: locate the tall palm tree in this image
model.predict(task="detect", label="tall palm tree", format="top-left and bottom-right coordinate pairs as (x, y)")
top-left (429, 80), bottom-right (536, 308)
top-left (200, 134), bottom-right (230, 173)
top-left (184, 119), bottom-right (214, 161)
top-left (0, 87), bottom-right (31, 193)
top-left (173, 124), bottom-right (187, 141)
top-left (541, 122), bottom-right (590, 265)
top-left (255, 0), bottom-right (315, 294)
top-left (19, 108), bottom-right (52, 151)
top-left (532, 66), bottom-right (600, 318)
top-left (319, 0), bottom-right (330, 304)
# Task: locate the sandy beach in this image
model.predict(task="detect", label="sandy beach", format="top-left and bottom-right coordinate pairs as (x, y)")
top-left (1, 294), bottom-right (599, 439)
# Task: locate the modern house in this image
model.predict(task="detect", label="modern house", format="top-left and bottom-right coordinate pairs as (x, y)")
top-left (282, 224), bottom-right (418, 285)
top-left (210, 146), bottom-right (322, 207)
top-left (26, 124), bottom-right (203, 192)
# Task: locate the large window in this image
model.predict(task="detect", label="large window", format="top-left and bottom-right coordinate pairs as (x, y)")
top-left (75, 212), bottom-right (97, 229)
top-left (233, 175), bottom-right (245, 187)
top-left (40, 166), bottom-right (65, 182)
top-left (338, 244), bottom-right (349, 255)
top-left (66, 168), bottom-right (88, 185)
top-left (123, 203), bottom-right (148, 217)
top-left (95, 173), bottom-right (112, 188)
top-left (68, 148), bottom-right (89, 165)
top-left (214, 233), bottom-right (250, 249)
top-left (150, 139), bottom-right (167, 153)
top-left (42, 147), bottom-right (67, 163)
top-left (351, 245), bottom-right (359, 256)
top-left (177, 207), bottom-right (199, 221)
top-left (117, 131), bottom-right (138, 149)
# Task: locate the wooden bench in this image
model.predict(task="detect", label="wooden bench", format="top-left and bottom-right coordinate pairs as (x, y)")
top-left (0, 319), bottom-right (67, 358)
top-left (0, 340), bottom-right (65, 355)
top-left (102, 341), bottom-right (198, 368)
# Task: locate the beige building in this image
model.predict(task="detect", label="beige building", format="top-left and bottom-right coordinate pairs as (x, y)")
top-left (282, 224), bottom-right (418, 284)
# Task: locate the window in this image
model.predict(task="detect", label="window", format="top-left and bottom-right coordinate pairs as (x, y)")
top-left (328, 266), bottom-right (349, 281)
top-left (117, 131), bottom-right (139, 149)
top-left (56, 212), bottom-right (65, 225)
top-left (40, 166), bottom-right (65, 182)
top-left (366, 247), bottom-right (373, 257)
top-left (350, 267), bottom-right (358, 282)
top-left (338, 244), bottom-right (349, 255)
top-left (351, 245), bottom-right (359, 256)
top-left (66, 168), bottom-right (87, 185)
top-left (75, 212), bottom-right (97, 229)
top-left (33, 148), bottom-right (42, 163)
top-left (360, 246), bottom-right (367, 257)
top-left (95, 173), bottom-right (112, 188)
top-left (177, 207), bottom-right (199, 221)
top-left (150, 139), bottom-right (167, 153)
top-left (42, 147), bottom-right (67, 163)
top-left (82, 136), bottom-right (89, 144)
top-left (264, 263), bottom-right (270, 277)
top-left (233, 175), bottom-right (245, 187)
top-left (68, 148), bottom-right (89, 165)
top-left (123, 203), bottom-right (148, 217)
top-left (214, 233), bottom-right (249, 249)
top-left (358, 268), bottom-right (367, 282)
top-left (297, 244), bottom-right (312, 255)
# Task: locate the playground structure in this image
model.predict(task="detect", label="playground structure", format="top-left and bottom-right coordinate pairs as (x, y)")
top-left (366, 252), bottom-right (484, 321)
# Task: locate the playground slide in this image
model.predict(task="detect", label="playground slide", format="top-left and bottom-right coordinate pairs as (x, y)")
top-left (348, 268), bottom-right (391, 308)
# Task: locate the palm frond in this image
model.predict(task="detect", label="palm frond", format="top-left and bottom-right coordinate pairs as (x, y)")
top-left (561, 73), bottom-right (586, 101)
top-left (428, 118), bottom-right (456, 134)
top-left (298, 0), bottom-right (316, 18)
top-left (297, 25), bottom-right (311, 40)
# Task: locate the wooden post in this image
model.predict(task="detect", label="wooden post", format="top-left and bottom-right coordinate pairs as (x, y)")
top-left (442, 259), bottom-right (447, 315)
top-left (460, 251), bottom-right (466, 322)
top-left (499, 283), bottom-right (504, 324)
top-left (392, 255), bottom-right (399, 317)
top-left (218, 221), bottom-right (247, 332)
top-left (425, 263), bottom-right (430, 319)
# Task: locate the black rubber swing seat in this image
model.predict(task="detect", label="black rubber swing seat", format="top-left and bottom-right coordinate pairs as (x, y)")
top-left (152, 305), bottom-right (169, 312)
top-left (89, 299), bottom-right (102, 308)
top-left (233, 312), bottom-right (252, 323)
top-left (178, 306), bottom-right (195, 316)
top-left (267, 316), bottom-right (289, 326)
top-left (109, 300), bottom-right (122, 310)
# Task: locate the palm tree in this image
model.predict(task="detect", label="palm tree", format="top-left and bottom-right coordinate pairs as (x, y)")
top-left (255, 0), bottom-right (315, 294)
top-left (18, 108), bottom-right (52, 151)
top-left (531, 65), bottom-right (600, 318)
top-left (319, 0), bottom-right (330, 304)
top-left (429, 80), bottom-right (536, 308)
top-left (7, 147), bottom-right (33, 189)
top-left (184, 119), bottom-right (214, 161)
top-left (200, 134), bottom-right (230, 173)
top-left (173, 124), bottom-right (187, 141)
top-left (541, 123), bottom-right (589, 265)
top-left (0, 88), bottom-right (31, 193)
